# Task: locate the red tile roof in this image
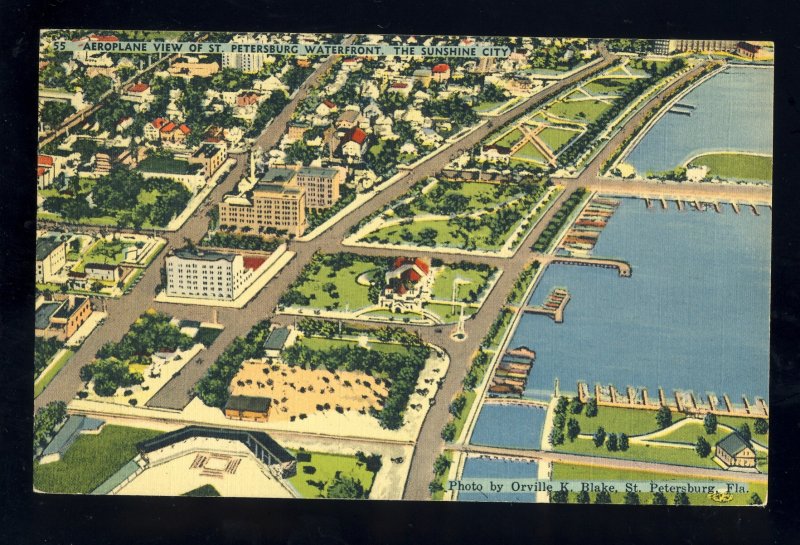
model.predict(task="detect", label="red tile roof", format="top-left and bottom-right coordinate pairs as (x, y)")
top-left (346, 127), bottom-right (367, 145)
top-left (37, 167), bottom-right (47, 178)
top-left (128, 83), bottom-right (150, 93)
top-left (432, 63), bottom-right (450, 73)
top-left (152, 117), bottom-right (169, 129)
top-left (243, 256), bottom-right (266, 270)
top-left (160, 121), bottom-right (177, 133)
top-left (178, 124), bottom-right (191, 134)
top-left (38, 155), bottom-right (54, 166)
top-left (322, 99), bottom-right (336, 109)
top-left (89, 34), bottom-right (119, 42)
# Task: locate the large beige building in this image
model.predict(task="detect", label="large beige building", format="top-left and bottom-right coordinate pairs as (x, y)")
top-left (655, 39), bottom-right (738, 54)
top-left (36, 237), bottom-right (67, 283)
top-left (165, 248), bottom-right (254, 301)
top-left (259, 167), bottom-right (344, 209)
top-left (219, 181), bottom-right (307, 237)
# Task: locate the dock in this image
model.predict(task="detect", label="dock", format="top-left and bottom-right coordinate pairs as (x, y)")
top-left (750, 204), bottom-right (760, 216)
top-left (522, 287), bottom-right (570, 323)
top-left (731, 202), bottom-right (740, 214)
top-left (547, 256), bottom-right (632, 277)
top-left (676, 200), bottom-right (684, 211)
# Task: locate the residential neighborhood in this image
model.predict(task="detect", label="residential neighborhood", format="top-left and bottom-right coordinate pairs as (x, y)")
top-left (34, 31), bottom-right (772, 505)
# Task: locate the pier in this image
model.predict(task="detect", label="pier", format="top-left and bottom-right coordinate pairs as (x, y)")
top-left (731, 202), bottom-right (740, 214)
top-left (660, 197), bottom-right (667, 210)
top-left (645, 198), bottom-right (652, 209)
top-left (712, 202), bottom-right (721, 213)
top-left (676, 200), bottom-right (684, 211)
top-left (522, 287), bottom-right (570, 323)
top-left (750, 204), bottom-right (760, 216)
top-left (482, 397), bottom-right (549, 408)
top-left (575, 381), bottom-right (769, 418)
top-left (545, 256), bottom-right (632, 277)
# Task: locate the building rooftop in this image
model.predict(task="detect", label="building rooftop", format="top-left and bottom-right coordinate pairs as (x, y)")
top-left (298, 166), bottom-right (339, 178)
top-left (717, 432), bottom-right (752, 457)
top-left (85, 262), bottom-right (120, 271)
top-left (192, 142), bottom-right (224, 158)
top-left (225, 395), bottom-right (273, 413)
top-left (52, 296), bottom-right (89, 321)
top-left (36, 237), bottom-right (64, 261)
top-left (253, 182), bottom-right (304, 195)
top-left (35, 302), bottom-right (61, 329)
top-left (41, 416), bottom-right (105, 458)
top-left (264, 327), bottom-right (290, 351)
top-left (172, 248), bottom-right (237, 262)
top-left (259, 168), bottom-right (297, 183)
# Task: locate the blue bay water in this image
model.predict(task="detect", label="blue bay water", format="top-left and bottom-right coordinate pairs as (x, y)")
top-left (625, 66), bottom-right (773, 174)
top-left (470, 404), bottom-right (547, 449)
top-left (458, 457), bottom-right (539, 502)
top-left (514, 198), bottom-right (771, 403)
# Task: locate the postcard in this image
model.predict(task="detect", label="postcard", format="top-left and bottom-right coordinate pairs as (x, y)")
top-left (34, 31), bottom-right (771, 505)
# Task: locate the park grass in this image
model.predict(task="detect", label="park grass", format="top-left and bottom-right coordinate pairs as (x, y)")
top-left (431, 450), bottom-right (454, 500)
top-left (492, 128), bottom-right (524, 148)
top-left (363, 218), bottom-right (486, 249)
top-left (716, 415), bottom-right (769, 447)
top-left (512, 142), bottom-right (548, 164)
top-left (361, 309), bottom-right (424, 321)
top-left (538, 127), bottom-right (579, 154)
top-left (33, 425), bottom-right (162, 494)
top-left (583, 77), bottom-right (632, 95)
top-left (181, 484), bottom-right (221, 497)
top-left (287, 450), bottom-right (377, 499)
top-left (474, 101), bottom-right (504, 113)
top-left (297, 336), bottom-right (410, 355)
top-left (554, 436), bottom-right (721, 470)
top-left (430, 265), bottom-right (493, 301)
top-left (74, 239), bottom-right (131, 272)
top-left (545, 99), bottom-right (611, 123)
top-left (34, 349), bottom-right (74, 398)
top-left (566, 405), bottom-right (685, 438)
top-left (294, 258), bottom-right (376, 311)
top-left (687, 152), bottom-right (772, 182)
top-left (450, 390), bottom-right (478, 442)
top-left (411, 180), bottom-right (514, 216)
top-left (423, 303), bottom-right (478, 324)
top-left (550, 463), bottom-right (767, 506)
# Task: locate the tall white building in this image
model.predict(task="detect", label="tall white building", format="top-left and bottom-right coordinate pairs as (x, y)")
top-left (165, 248), bottom-right (255, 301)
top-left (222, 34), bottom-right (270, 74)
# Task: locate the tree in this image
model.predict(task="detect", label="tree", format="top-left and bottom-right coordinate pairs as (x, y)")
top-left (703, 413), bottom-right (718, 434)
top-left (595, 490), bottom-right (612, 504)
top-left (40, 101), bottom-right (76, 129)
top-left (576, 490), bottom-right (590, 504)
top-left (428, 480), bottom-right (444, 495)
top-left (449, 394), bottom-right (466, 417)
top-left (549, 426), bottom-right (565, 446)
top-left (656, 406), bottom-right (673, 430)
top-left (749, 492), bottom-right (763, 505)
top-left (606, 432), bottom-right (618, 452)
top-left (441, 421), bottom-right (456, 442)
top-left (753, 418), bottom-right (768, 435)
top-left (593, 426), bottom-right (606, 447)
top-left (652, 492), bottom-right (667, 505)
top-left (433, 454), bottom-right (451, 476)
top-left (326, 474), bottom-right (365, 499)
top-left (585, 396), bottom-right (598, 417)
top-left (624, 491), bottom-right (640, 505)
top-left (566, 418), bottom-right (581, 442)
top-left (738, 423), bottom-right (752, 442)
top-left (695, 436), bottom-right (711, 458)
top-left (550, 490), bottom-right (569, 503)
top-left (674, 492), bottom-right (690, 506)
top-left (569, 396), bottom-right (584, 414)
top-left (618, 433), bottom-right (629, 451)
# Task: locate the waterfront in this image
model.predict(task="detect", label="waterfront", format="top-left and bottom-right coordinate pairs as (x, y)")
top-left (470, 404), bottom-right (547, 449)
top-left (624, 66), bottom-right (773, 175)
top-left (516, 197), bottom-right (771, 403)
top-left (457, 457), bottom-right (539, 502)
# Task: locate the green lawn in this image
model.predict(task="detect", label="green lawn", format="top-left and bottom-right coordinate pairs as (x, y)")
top-left (431, 450), bottom-right (454, 500)
top-left (538, 127), bottom-right (579, 154)
top-left (34, 349), bottom-right (74, 398)
top-left (74, 239), bottom-right (131, 272)
top-left (33, 425), bottom-right (162, 494)
top-left (545, 99), bottom-right (611, 122)
top-left (716, 415), bottom-right (770, 447)
top-left (567, 405), bottom-right (685, 438)
top-left (293, 257), bottom-right (376, 311)
top-left (423, 302), bottom-right (478, 324)
top-left (449, 390), bottom-right (477, 441)
top-left (430, 265), bottom-right (493, 302)
top-left (297, 336), bottom-right (410, 355)
top-left (361, 309), bottom-right (424, 321)
top-left (551, 463), bottom-right (767, 506)
top-left (182, 484), bottom-right (221, 497)
top-left (474, 101), bottom-right (504, 113)
top-left (411, 181), bottom-right (515, 216)
top-left (493, 128), bottom-right (524, 148)
top-left (554, 436), bottom-right (721, 469)
top-left (583, 78), bottom-right (632, 95)
top-left (688, 152), bottom-right (772, 182)
top-left (287, 451), bottom-right (377, 499)
top-left (512, 142), bottom-right (548, 164)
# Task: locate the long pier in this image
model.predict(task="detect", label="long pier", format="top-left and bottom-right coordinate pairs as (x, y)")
top-left (482, 397), bottom-right (549, 408)
top-left (576, 381), bottom-right (769, 418)
top-left (543, 256), bottom-right (631, 277)
top-left (522, 288), bottom-right (570, 323)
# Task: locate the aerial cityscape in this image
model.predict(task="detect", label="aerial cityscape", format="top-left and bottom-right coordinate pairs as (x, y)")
top-left (34, 31), bottom-right (772, 505)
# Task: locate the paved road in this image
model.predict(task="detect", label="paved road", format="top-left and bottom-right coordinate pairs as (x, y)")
top-left (454, 443), bottom-right (768, 484)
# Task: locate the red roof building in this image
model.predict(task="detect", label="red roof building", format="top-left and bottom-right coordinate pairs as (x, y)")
top-left (152, 117), bottom-right (169, 130)
top-left (432, 63), bottom-right (450, 73)
top-left (160, 121), bottom-right (177, 134)
top-left (127, 82), bottom-right (150, 93)
top-left (38, 155), bottom-right (54, 167)
top-left (345, 127), bottom-right (367, 145)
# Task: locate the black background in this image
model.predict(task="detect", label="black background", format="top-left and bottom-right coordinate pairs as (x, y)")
top-left (1, 0), bottom-right (798, 543)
